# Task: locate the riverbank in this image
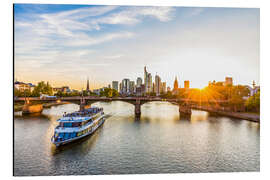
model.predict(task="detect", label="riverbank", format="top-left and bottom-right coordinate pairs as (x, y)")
top-left (208, 111), bottom-right (260, 123)
top-left (14, 101), bottom-right (70, 112)
top-left (192, 106), bottom-right (260, 122)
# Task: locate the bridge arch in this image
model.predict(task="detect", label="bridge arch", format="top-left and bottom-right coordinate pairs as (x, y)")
top-left (86, 100), bottom-right (136, 106)
top-left (140, 100), bottom-right (178, 106)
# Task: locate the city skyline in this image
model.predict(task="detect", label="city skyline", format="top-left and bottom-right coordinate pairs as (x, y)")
top-left (14, 4), bottom-right (260, 90)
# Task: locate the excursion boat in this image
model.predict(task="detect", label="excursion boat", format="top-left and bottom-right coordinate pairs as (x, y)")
top-left (51, 107), bottom-right (106, 147)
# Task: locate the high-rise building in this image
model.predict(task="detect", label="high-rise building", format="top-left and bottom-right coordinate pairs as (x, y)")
top-left (184, 80), bottom-right (190, 89)
top-left (141, 85), bottom-right (145, 95)
top-left (147, 73), bottom-right (152, 93)
top-left (136, 77), bottom-right (142, 88)
top-left (161, 82), bottom-right (166, 93)
top-left (173, 76), bottom-right (179, 95)
top-left (119, 82), bottom-right (122, 93)
top-left (144, 66), bottom-right (148, 85)
top-left (144, 66), bottom-right (148, 93)
top-left (129, 81), bottom-right (135, 94)
top-left (112, 81), bottom-right (119, 92)
top-left (155, 74), bottom-right (161, 95)
top-left (225, 77), bottom-right (233, 86)
top-left (86, 77), bottom-right (90, 91)
top-left (121, 79), bottom-right (130, 94)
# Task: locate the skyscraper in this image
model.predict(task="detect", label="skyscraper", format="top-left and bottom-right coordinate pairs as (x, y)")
top-left (86, 77), bottom-right (90, 91)
top-left (119, 82), bottom-right (122, 93)
top-left (136, 77), bottom-right (142, 88)
top-left (121, 79), bottom-right (130, 94)
top-left (161, 82), bottom-right (166, 93)
top-left (173, 76), bottom-right (179, 95)
top-left (129, 81), bottom-right (135, 94)
top-left (112, 81), bottom-right (119, 92)
top-left (144, 66), bottom-right (148, 93)
top-left (184, 80), bottom-right (190, 89)
top-left (147, 73), bottom-right (152, 93)
top-left (155, 74), bottom-right (161, 96)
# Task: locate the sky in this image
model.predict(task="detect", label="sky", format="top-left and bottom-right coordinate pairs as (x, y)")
top-left (14, 4), bottom-right (260, 90)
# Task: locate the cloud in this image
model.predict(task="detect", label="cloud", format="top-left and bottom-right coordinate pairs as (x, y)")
top-left (14, 5), bottom-right (174, 64)
top-left (15, 6), bottom-right (174, 55)
top-left (94, 6), bottom-right (174, 26)
top-left (16, 6), bottom-right (175, 38)
top-left (37, 6), bottom-right (119, 36)
top-left (104, 54), bottom-right (124, 59)
top-left (63, 31), bottom-right (135, 47)
top-left (185, 8), bottom-right (205, 17)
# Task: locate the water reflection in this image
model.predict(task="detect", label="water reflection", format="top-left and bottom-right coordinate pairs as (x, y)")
top-left (14, 101), bottom-right (260, 176)
top-left (51, 125), bottom-right (103, 156)
top-left (190, 110), bottom-right (209, 123)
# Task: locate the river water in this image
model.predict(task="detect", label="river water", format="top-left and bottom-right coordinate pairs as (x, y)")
top-left (14, 101), bottom-right (260, 176)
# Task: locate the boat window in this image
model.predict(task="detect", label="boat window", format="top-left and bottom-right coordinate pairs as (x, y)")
top-left (64, 133), bottom-right (70, 140)
top-left (72, 122), bottom-right (79, 127)
top-left (64, 123), bottom-right (73, 127)
top-left (59, 133), bottom-right (64, 138)
top-left (70, 132), bottom-right (76, 138)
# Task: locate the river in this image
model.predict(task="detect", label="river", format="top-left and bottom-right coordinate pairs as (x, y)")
top-left (14, 101), bottom-right (260, 176)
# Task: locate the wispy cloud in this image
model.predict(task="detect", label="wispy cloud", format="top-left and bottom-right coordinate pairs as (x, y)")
top-left (95, 6), bottom-right (174, 26)
top-left (14, 5), bottom-right (175, 73)
top-left (15, 6), bottom-right (175, 56)
top-left (63, 32), bottom-right (135, 47)
top-left (104, 54), bottom-right (124, 59)
top-left (16, 6), bottom-right (175, 37)
top-left (186, 8), bottom-right (205, 17)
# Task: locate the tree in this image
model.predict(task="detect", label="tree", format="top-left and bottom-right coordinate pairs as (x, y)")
top-left (99, 88), bottom-right (119, 97)
top-left (14, 88), bottom-right (32, 97)
top-left (32, 81), bottom-right (53, 97)
top-left (228, 85), bottom-right (249, 111)
top-left (245, 90), bottom-right (260, 112)
top-left (149, 92), bottom-right (156, 97)
top-left (14, 88), bottom-right (22, 97)
top-left (160, 91), bottom-right (175, 99)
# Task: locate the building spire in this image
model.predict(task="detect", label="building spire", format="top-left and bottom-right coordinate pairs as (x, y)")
top-left (173, 76), bottom-right (179, 91)
top-left (86, 77), bottom-right (90, 91)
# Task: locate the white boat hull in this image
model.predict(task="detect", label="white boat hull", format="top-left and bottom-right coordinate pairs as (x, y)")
top-left (51, 117), bottom-right (105, 147)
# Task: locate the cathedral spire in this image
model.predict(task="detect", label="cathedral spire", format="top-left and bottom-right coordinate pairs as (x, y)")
top-left (86, 77), bottom-right (90, 91)
top-left (173, 76), bottom-right (178, 91)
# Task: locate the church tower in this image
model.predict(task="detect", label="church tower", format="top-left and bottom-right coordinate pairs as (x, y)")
top-left (173, 76), bottom-right (179, 91)
top-left (86, 77), bottom-right (90, 91)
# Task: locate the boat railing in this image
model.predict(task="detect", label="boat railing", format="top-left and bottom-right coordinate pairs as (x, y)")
top-left (63, 110), bottom-right (101, 118)
top-left (59, 116), bottom-right (91, 121)
top-left (55, 119), bottom-right (95, 132)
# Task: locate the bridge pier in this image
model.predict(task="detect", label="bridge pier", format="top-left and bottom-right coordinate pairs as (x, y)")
top-left (79, 97), bottom-right (86, 111)
top-left (135, 99), bottom-right (141, 118)
top-left (22, 98), bottom-right (43, 114)
top-left (179, 105), bottom-right (192, 117)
